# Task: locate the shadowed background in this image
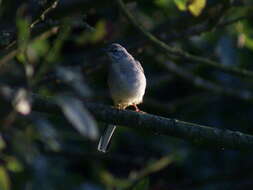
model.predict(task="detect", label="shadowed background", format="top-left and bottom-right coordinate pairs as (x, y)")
top-left (1, 0), bottom-right (253, 189)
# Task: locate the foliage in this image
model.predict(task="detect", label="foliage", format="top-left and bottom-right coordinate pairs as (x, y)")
top-left (0, 0), bottom-right (253, 190)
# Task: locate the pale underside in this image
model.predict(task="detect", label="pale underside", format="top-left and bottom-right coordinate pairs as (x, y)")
top-left (108, 57), bottom-right (146, 109)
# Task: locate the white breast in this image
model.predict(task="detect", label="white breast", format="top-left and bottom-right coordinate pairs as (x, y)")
top-left (108, 58), bottom-right (146, 108)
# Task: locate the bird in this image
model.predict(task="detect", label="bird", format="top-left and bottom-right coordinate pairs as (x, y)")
top-left (97, 43), bottom-right (146, 153)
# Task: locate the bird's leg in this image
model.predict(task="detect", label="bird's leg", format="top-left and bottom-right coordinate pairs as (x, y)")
top-left (133, 104), bottom-right (141, 112)
top-left (132, 104), bottom-right (146, 113)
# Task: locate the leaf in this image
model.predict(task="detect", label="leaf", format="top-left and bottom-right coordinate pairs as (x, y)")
top-left (56, 96), bottom-right (98, 140)
top-left (90, 20), bottom-right (107, 43)
top-left (33, 117), bottom-right (61, 151)
top-left (155, 0), bottom-right (171, 8)
top-left (27, 39), bottom-right (49, 62)
top-left (16, 17), bottom-right (30, 53)
top-left (5, 156), bottom-right (23, 173)
top-left (46, 23), bottom-right (71, 63)
top-left (13, 88), bottom-right (31, 115)
top-left (0, 134), bottom-right (6, 151)
top-left (187, 0), bottom-right (206, 17)
top-left (56, 67), bottom-right (92, 98)
top-left (0, 166), bottom-right (10, 190)
top-left (173, 0), bottom-right (206, 16)
top-left (76, 20), bottom-right (106, 44)
top-left (133, 178), bottom-right (149, 190)
top-left (174, 0), bottom-right (188, 11)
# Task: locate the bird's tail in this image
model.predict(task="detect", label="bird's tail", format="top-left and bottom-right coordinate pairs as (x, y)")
top-left (97, 125), bottom-right (117, 153)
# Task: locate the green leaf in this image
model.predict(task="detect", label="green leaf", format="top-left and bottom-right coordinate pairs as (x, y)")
top-left (174, 0), bottom-right (188, 11)
top-left (236, 22), bottom-right (253, 51)
top-left (155, 0), bottom-right (171, 8)
top-left (90, 20), bottom-right (106, 43)
top-left (0, 134), bottom-right (6, 151)
top-left (16, 53), bottom-right (26, 63)
top-left (173, 0), bottom-right (206, 16)
top-left (0, 166), bottom-right (10, 190)
top-left (187, 0), bottom-right (206, 17)
top-left (27, 38), bottom-right (49, 62)
top-left (133, 178), bottom-right (149, 190)
top-left (244, 34), bottom-right (253, 50)
top-left (5, 157), bottom-right (23, 173)
top-left (76, 20), bottom-right (107, 44)
top-left (16, 17), bottom-right (30, 50)
top-left (46, 25), bottom-right (71, 63)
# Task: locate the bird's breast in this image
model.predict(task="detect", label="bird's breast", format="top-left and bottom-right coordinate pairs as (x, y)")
top-left (108, 60), bottom-right (146, 105)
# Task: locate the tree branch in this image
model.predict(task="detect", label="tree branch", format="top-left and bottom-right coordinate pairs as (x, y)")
top-left (4, 0), bottom-right (59, 50)
top-left (32, 94), bottom-right (253, 152)
top-left (0, 27), bottom-right (59, 67)
top-left (116, 0), bottom-right (253, 79)
top-left (164, 61), bottom-right (253, 101)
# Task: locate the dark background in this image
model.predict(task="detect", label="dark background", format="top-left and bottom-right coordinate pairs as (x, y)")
top-left (1, 0), bottom-right (253, 189)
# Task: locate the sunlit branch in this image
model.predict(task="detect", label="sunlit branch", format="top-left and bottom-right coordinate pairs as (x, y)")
top-left (33, 94), bottom-right (253, 152)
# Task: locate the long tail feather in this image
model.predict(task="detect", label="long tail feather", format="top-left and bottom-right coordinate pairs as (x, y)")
top-left (97, 125), bottom-right (117, 153)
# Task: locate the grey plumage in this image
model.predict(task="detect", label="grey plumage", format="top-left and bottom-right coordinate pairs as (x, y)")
top-left (97, 43), bottom-right (146, 153)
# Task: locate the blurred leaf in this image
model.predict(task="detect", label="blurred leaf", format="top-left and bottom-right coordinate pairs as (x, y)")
top-left (56, 96), bottom-right (98, 140)
top-left (90, 20), bottom-right (106, 43)
top-left (16, 17), bottom-right (30, 50)
top-left (46, 24), bottom-right (71, 63)
top-left (174, 0), bottom-right (187, 11)
top-left (34, 23), bottom-right (71, 84)
top-left (56, 67), bottom-right (92, 98)
top-left (0, 166), bottom-right (10, 190)
top-left (173, 0), bottom-right (206, 16)
top-left (27, 39), bottom-right (49, 62)
top-left (235, 21), bottom-right (253, 50)
top-left (0, 134), bottom-right (6, 151)
top-left (187, 0), bottom-right (206, 16)
top-left (5, 156), bottom-right (23, 173)
top-left (34, 117), bottom-right (61, 151)
top-left (100, 171), bottom-right (130, 188)
top-left (16, 53), bottom-right (26, 63)
top-left (244, 35), bottom-right (253, 50)
top-left (76, 20), bottom-right (106, 44)
top-left (13, 88), bottom-right (31, 115)
top-left (16, 17), bottom-right (30, 64)
top-left (155, 0), bottom-right (170, 8)
top-left (142, 155), bottom-right (173, 174)
top-left (133, 178), bottom-right (149, 190)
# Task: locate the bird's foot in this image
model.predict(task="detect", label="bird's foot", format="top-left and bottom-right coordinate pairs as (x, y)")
top-left (133, 104), bottom-right (145, 113)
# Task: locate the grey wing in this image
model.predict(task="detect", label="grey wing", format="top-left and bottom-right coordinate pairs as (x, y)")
top-left (134, 60), bottom-right (144, 73)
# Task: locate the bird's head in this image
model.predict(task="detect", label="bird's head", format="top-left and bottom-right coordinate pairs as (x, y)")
top-left (105, 43), bottom-right (129, 61)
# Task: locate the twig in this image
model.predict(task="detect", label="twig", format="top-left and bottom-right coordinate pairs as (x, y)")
top-left (161, 15), bottom-right (250, 42)
top-left (218, 16), bottom-right (252, 27)
top-left (0, 27), bottom-right (59, 67)
top-left (164, 61), bottom-right (253, 101)
top-left (4, 0), bottom-right (59, 50)
top-left (32, 94), bottom-right (253, 151)
top-left (30, 1), bottom-right (59, 29)
top-left (123, 155), bottom-right (174, 190)
top-left (104, 155), bottom-right (174, 189)
top-left (116, 0), bottom-right (253, 79)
